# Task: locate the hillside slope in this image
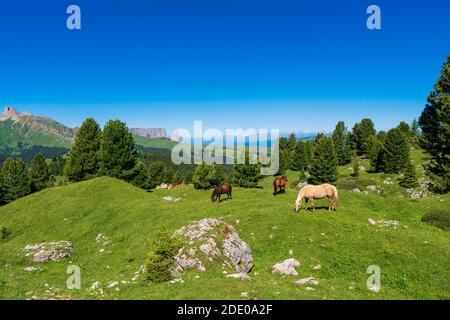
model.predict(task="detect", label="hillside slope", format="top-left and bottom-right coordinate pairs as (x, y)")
top-left (0, 175), bottom-right (449, 300)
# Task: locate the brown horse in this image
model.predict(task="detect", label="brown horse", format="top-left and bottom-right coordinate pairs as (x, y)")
top-left (295, 184), bottom-right (339, 212)
top-left (273, 175), bottom-right (288, 195)
top-left (211, 183), bottom-right (232, 202)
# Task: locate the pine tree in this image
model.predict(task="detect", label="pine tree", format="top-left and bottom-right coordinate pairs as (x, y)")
top-left (419, 55), bottom-right (450, 193)
top-left (353, 160), bottom-right (360, 178)
top-left (399, 161), bottom-right (419, 189)
top-left (172, 171), bottom-right (185, 185)
top-left (29, 153), bottom-right (50, 192)
top-left (377, 128), bottom-right (410, 174)
top-left (207, 163), bottom-right (225, 183)
top-left (49, 156), bottom-right (66, 177)
top-left (131, 161), bottom-right (153, 190)
top-left (308, 134), bottom-right (338, 184)
top-left (100, 119), bottom-right (137, 179)
top-left (147, 161), bottom-right (172, 187)
top-left (1, 158), bottom-right (30, 203)
top-left (332, 121), bottom-right (352, 165)
top-left (278, 137), bottom-right (291, 173)
top-left (364, 135), bottom-right (382, 170)
top-left (65, 118), bottom-right (101, 181)
top-left (192, 161), bottom-right (212, 190)
top-left (230, 151), bottom-right (261, 188)
top-left (290, 141), bottom-right (308, 171)
top-left (351, 118), bottom-right (376, 155)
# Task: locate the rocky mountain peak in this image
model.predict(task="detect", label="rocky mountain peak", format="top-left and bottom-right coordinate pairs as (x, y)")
top-left (1, 106), bottom-right (20, 121)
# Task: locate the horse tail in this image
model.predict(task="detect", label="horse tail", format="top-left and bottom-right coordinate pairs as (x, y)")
top-left (334, 187), bottom-right (339, 208)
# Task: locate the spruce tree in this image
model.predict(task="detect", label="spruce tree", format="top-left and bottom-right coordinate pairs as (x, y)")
top-left (364, 135), bottom-right (382, 170)
top-left (230, 151), bottom-right (261, 188)
top-left (1, 158), bottom-right (30, 203)
top-left (131, 161), bottom-right (153, 190)
top-left (308, 134), bottom-right (338, 184)
top-left (377, 128), bottom-right (410, 174)
top-left (147, 161), bottom-right (172, 187)
top-left (29, 153), bottom-right (50, 192)
top-left (290, 141), bottom-right (308, 172)
top-left (49, 156), bottom-right (66, 177)
top-left (419, 55), bottom-right (450, 193)
top-left (100, 119), bottom-right (137, 179)
top-left (192, 161), bottom-right (212, 190)
top-left (351, 118), bottom-right (376, 155)
top-left (399, 161), bottom-right (419, 189)
top-left (332, 121), bottom-right (352, 165)
top-left (65, 118), bottom-right (101, 181)
top-left (207, 163), bottom-right (225, 183)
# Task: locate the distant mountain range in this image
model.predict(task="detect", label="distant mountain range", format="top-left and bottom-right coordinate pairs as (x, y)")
top-left (0, 106), bottom-right (327, 162)
top-left (0, 106), bottom-right (172, 161)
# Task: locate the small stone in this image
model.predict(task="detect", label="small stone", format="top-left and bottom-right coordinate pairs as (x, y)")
top-left (226, 273), bottom-right (251, 280)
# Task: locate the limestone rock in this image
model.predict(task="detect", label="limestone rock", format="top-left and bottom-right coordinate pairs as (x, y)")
top-left (272, 258), bottom-right (300, 276)
top-left (24, 241), bottom-right (73, 263)
top-left (172, 218), bottom-right (253, 276)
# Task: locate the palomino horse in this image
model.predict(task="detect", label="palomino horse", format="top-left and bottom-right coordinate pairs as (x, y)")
top-left (211, 183), bottom-right (232, 202)
top-left (295, 184), bottom-right (339, 212)
top-left (273, 175), bottom-right (288, 196)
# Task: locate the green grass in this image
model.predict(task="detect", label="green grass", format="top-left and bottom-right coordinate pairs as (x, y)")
top-left (0, 155), bottom-right (449, 300)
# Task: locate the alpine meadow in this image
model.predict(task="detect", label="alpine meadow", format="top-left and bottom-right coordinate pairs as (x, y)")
top-left (0, 1), bottom-right (449, 304)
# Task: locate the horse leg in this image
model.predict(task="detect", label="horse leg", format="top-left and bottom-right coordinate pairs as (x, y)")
top-left (327, 197), bottom-right (331, 211)
top-left (311, 199), bottom-right (316, 212)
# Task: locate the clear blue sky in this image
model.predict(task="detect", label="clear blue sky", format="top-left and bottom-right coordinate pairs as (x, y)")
top-left (0, 0), bottom-right (449, 133)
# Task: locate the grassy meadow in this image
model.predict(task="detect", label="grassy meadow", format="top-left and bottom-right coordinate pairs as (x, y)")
top-left (0, 150), bottom-right (449, 300)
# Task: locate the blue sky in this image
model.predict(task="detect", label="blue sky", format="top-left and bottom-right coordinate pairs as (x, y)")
top-left (0, 0), bottom-right (449, 133)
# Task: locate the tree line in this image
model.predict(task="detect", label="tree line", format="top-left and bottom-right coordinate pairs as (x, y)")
top-left (0, 56), bottom-right (448, 202)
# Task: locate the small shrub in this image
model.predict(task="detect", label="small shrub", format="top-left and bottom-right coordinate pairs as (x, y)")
top-left (422, 211), bottom-right (450, 230)
top-left (145, 228), bottom-right (183, 283)
top-left (1, 227), bottom-right (11, 240)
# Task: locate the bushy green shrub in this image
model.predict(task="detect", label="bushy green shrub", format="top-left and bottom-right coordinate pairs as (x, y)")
top-left (1, 227), bottom-right (11, 240)
top-left (145, 229), bottom-right (183, 283)
top-left (422, 211), bottom-right (450, 230)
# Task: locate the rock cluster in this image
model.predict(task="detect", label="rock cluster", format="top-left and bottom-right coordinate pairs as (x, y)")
top-left (24, 241), bottom-right (73, 263)
top-left (172, 218), bottom-right (253, 276)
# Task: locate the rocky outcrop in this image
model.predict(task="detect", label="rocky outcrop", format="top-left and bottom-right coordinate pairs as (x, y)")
top-left (24, 241), bottom-right (73, 263)
top-left (129, 127), bottom-right (167, 138)
top-left (0, 106), bottom-right (20, 121)
top-left (172, 218), bottom-right (253, 276)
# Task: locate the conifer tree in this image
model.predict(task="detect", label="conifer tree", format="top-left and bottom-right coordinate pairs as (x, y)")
top-left (290, 141), bottom-right (308, 172)
top-left (65, 118), bottom-right (101, 181)
top-left (377, 128), bottom-right (410, 174)
top-left (308, 134), bottom-right (338, 184)
top-left (351, 118), bottom-right (376, 155)
top-left (332, 121), bottom-right (352, 165)
top-left (100, 119), bottom-right (137, 179)
top-left (419, 55), bottom-right (450, 193)
top-left (29, 153), bottom-right (50, 192)
top-left (230, 151), bottom-right (261, 188)
top-left (399, 161), bottom-right (419, 189)
top-left (193, 161), bottom-right (212, 190)
top-left (1, 158), bottom-right (30, 203)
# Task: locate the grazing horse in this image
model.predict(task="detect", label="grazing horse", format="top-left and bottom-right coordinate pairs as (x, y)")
top-left (273, 175), bottom-right (288, 195)
top-left (295, 184), bottom-right (339, 212)
top-left (211, 183), bottom-right (232, 202)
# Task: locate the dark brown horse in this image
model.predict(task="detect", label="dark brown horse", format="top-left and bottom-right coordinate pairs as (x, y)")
top-left (211, 183), bottom-right (232, 202)
top-left (273, 175), bottom-right (288, 195)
